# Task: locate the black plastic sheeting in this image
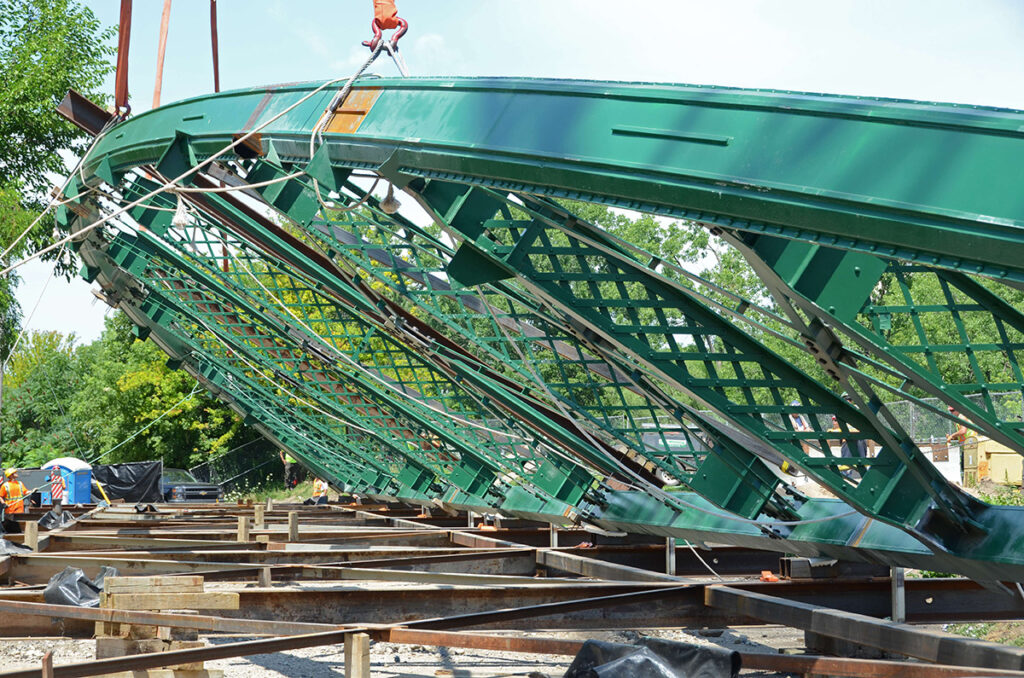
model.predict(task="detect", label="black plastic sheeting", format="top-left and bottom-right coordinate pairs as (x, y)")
top-left (43, 566), bottom-right (119, 608)
top-left (38, 510), bottom-right (75, 530)
top-left (561, 638), bottom-right (740, 678)
top-left (92, 461), bottom-right (163, 503)
top-left (0, 538), bottom-right (30, 555)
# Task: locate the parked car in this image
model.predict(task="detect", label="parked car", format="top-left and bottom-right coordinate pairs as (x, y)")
top-left (161, 468), bottom-right (224, 503)
top-left (639, 429), bottom-right (708, 485)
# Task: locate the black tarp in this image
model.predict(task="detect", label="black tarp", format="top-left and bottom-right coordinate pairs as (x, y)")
top-left (562, 638), bottom-right (740, 678)
top-left (38, 509), bottom-right (75, 530)
top-left (92, 461), bottom-right (163, 503)
top-left (43, 566), bottom-right (118, 607)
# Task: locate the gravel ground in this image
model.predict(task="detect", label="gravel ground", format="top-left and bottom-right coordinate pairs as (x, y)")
top-left (0, 626), bottom-right (804, 677)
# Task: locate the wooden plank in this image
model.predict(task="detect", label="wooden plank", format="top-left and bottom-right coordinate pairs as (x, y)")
top-left (96, 639), bottom-right (204, 659)
top-left (106, 593), bottom-right (239, 611)
top-left (96, 623), bottom-right (198, 641)
top-left (106, 576), bottom-right (206, 589)
top-left (105, 576), bottom-right (204, 595)
top-left (344, 633), bottom-right (370, 678)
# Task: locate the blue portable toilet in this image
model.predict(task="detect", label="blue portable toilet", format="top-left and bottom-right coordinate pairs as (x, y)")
top-left (41, 458), bottom-right (93, 505)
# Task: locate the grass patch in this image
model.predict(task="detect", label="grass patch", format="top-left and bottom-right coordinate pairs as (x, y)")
top-left (225, 479), bottom-right (315, 503)
top-left (947, 621), bottom-right (1024, 647)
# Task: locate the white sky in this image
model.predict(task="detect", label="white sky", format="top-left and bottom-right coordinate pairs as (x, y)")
top-left (20, 0), bottom-right (1024, 344)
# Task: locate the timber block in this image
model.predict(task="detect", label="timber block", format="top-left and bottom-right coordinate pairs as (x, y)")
top-left (95, 624), bottom-right (198, 641)
top-left (105, 592), bottom-right (239, 611)
top-left (96, 638), bottom-right (206, 671)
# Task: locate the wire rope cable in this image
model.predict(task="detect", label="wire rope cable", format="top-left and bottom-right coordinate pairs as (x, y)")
top-left (1, 73), bottom-right (358, 279)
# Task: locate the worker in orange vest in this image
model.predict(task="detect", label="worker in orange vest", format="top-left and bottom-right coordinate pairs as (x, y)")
top-left (0, 469), bottom-right (28, 514)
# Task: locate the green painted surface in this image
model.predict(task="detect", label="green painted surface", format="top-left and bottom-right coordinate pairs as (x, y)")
top-left (56, 76), bottom-right (1024, 582)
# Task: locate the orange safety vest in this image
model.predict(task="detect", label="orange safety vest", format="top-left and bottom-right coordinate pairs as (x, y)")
top-left (0, 480), bottom-right (28, 513)
top-left (313, 479), bottom-right (328, 497)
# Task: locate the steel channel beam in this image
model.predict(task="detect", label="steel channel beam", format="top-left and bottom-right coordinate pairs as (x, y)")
top-left (705, 584), bottom-right (1024, 670)
top-left (383, 631), bottom-right (1024, 678)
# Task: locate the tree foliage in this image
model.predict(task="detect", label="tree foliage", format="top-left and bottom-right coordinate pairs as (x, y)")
top-left (0, 0), bottom-right (114, 196)
top-left (1, 313), bottom-right (265, 469)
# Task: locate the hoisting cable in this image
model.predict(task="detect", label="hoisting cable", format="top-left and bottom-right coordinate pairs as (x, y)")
top-left (152, 0), bottom-right (172, 109)
top-left (114, 0), bottom-right (133, 117)
top-left (306, 1), bottom-right (410, 214)
top-left (210, 0), bottom-right (221, 93)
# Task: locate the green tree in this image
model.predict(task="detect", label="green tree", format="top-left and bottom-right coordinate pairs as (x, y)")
top-left (0, 0), bottom-right (114, 197)
top-left (0, 0), bottom-right (114, 371)
top-left (71, 313), bottom-right (257, 468)
top-left (0, 314), bottom-right (267, 471)
top-left (0, 330), bottom-right (81, 466)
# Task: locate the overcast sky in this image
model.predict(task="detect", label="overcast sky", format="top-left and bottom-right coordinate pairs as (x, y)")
top-left (20, 0), bottom-right (1024, 344)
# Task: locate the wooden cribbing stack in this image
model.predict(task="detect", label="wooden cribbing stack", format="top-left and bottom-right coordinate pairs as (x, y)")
top-left (95, 575), bottom-right (239, 678)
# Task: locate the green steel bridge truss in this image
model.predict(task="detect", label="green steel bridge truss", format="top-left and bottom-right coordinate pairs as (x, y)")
top-left (55, 77), bottom-right (1024, 585)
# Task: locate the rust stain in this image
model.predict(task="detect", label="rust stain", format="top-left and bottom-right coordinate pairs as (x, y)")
top-left (325, 88), bottom-right (382, 134)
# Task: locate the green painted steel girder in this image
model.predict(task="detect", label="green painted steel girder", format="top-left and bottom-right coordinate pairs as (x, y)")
top-left (56, 76), bottom-right (1024, 583)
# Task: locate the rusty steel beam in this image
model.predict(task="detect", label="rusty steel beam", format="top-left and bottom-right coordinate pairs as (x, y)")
top-left (384, 628), bottom-right (583, 656)
top-left (742, 654), bottom-right (1024, 678)
top-left (705, 585), bottom-right (1024, 671)
top-left (382, 630), bottom-right (1024, 678)
top-left (0, 628), bottom-right (362, 678)
top-left (0, 599), bottom-right (334, 635)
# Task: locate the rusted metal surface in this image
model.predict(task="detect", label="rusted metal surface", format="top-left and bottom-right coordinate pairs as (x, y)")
top-left (0, 628), bottom-right (361, 678)
top-left (742, 653), bottom-right (1024, 678)
top-left (384, 628), bottom-right (584, 656)
top-left (219, 584), bottom-right (722, 630)
top-left (3, 502), bottom-right (1023, 678)
top-left (706, 585), bottom-right (1024, 671)
top-left (55, 90), bottom-right (114, 135)
top-left (0, 599), bottom-right (334, 635)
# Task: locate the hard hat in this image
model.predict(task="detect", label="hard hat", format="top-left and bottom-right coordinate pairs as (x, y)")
top-left (4, 468), bottom-right (15, 477)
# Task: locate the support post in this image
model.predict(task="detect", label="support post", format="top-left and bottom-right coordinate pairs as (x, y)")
top-left (254, 504), bottom-right (265, 529)
top-left (41, 651), bottom-right (53, 678)
top-left (467, 510), bottom-right (474, 528)
top-left (549, 523), bottom-right (558, 548)
top-left (266, 498), bottom-right (273, 512)
top-left (287, 511), bottom-right (298, 542)
top-left (344, 632), bottom-right (370, 678)
top-left (258, 567), bottom-right (272, 588)
top-left (666, 537), bottom-right (677, 576)
top-left (24, 521), bottom-right (38, 552)
top-left (891, 566), bottom-right (906, 623)
top-left (236, 516), bottom-right (250, 543)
